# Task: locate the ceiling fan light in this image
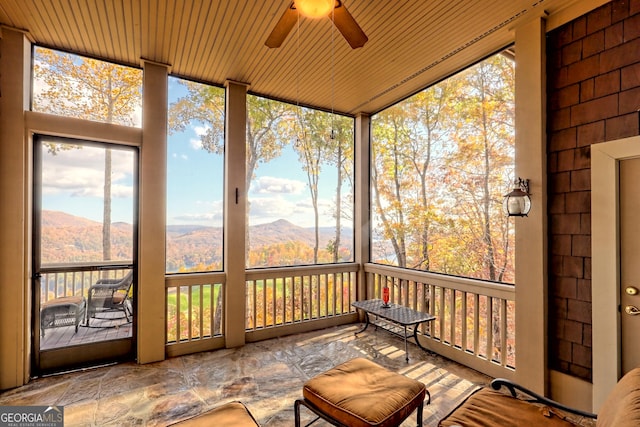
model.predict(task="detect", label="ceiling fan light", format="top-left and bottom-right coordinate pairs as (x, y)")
top-left (295, 0), bottom-right (334, 18)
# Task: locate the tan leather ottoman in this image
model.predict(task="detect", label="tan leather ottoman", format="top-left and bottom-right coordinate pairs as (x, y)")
top-left (169, 401), bottom-right (260, 426)
top-left (295, 357), bottom-right (429, 427)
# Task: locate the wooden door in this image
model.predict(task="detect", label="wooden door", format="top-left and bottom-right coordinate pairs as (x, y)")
top-left (620, 157), bottom-right (640, 374)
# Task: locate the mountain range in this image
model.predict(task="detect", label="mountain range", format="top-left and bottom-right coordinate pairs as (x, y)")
top-left (41, 210), bottom-right (353, 269)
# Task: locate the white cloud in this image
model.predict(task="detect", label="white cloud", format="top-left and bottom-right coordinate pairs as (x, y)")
top-left (251, 176), bottom-right (306, 195)
top-left (41, 145), bottom-right (134, 199)
top-left (173, 212), bottom-right (221, 221)
top-left (111, 184), bottom-right (134, 198)
top-left (194, 125), bottom-right (209, 136)
top-left (187, 124), bottom-right (210, 150)
top-left (169, 199), bottom-right (224, 226)
top-left (250, 196), bottom-right (297, 218)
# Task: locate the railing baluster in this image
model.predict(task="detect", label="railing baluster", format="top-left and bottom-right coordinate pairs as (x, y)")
top-left (307, 275), bottom-right (312, 320)
top-left (341, 272), bottom-right (346, 313)
top-left (438, 286), bottom-right (445, 342)
top-left (461, 291), bottom-right (468, 353)
top-left (501, 298), bottom-right (508, 366)
top-left (283, 277), bottom-right (288, 324)
top-left (370, 272), bottom-right (375, 300)
top-left (54, 272), bottom-right (59, 299)
top-left (166, 287), bottom-right (170, 343)
top-left (272, 278), bottom-right (277, 326)
top-left (318, 274), bottom-right (322, 318)
top-left (186, 286), bottom-right (192, 341)
top-left (218, 283), bottom-right (222, 335)
top-left (450, 289), bottom-right (456, 348)
top-left (262, 278), bottom-right (267, 328)
top-left (411, 280), bottom-right (417, 311)
top-left (336, 273), bottom-right (341, 314)
top-left (486, 296), bottom-right (493, 361)
top-left (253, 279), bottom-right (258, 329)
top-left (330, 273), bottom-right (335, 316)
top-left (293, 276), bottom-right (298, 322)
top-left (474, 293), bottom-right (480, 356)
top-left (176, 286), bottom-right (181, 343)
top-left (198, 284), bottom-right (204, 340)
top-left (210, 284), bottom-right (217, 338)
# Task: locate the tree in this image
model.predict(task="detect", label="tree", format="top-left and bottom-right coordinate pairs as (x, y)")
top-left (402, 80), bottom-right (457, 270)
top-left (371, 51), bottom-right (515, 282)
top-left (445, 54), bottom-right (515, 281)
top-left (292, 107), bottom-right (335, 263)
top-left (324, 115), bottom-right (354, 263)
top-left (33, 47), bottom-right (142, 261)
top-left (371, 106), bottom-right (413, 267)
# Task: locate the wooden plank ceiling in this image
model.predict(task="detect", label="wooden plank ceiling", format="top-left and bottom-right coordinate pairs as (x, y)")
top-left (0, 0), bottom-right (576, 115)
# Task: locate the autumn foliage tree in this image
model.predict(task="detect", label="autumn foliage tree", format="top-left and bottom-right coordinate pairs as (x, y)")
top-left (371, 52), bottom-right (515, 282)
top-left (291, 108), bottom-right (354, 264)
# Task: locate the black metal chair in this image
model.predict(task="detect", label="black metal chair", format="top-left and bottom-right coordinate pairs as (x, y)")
top-left (85, 270), bottom-right (133, 327)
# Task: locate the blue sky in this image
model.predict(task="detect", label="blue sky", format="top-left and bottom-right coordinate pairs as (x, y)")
top-left (166, 118), bottom-right (346, 228)
top-left (40, 142), bottom-right (136, 224)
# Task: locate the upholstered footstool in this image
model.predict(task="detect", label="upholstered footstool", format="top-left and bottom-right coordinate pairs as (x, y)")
top-left (168, 401), bottom-right (260, 426)
top-left (40, 295), bottom-right (86, 337)
top-left (295, 357), bottom-right (429, 427)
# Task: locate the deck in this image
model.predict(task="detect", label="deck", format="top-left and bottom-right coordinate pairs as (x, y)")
top-left (40, 314), bottom-right (132, 351)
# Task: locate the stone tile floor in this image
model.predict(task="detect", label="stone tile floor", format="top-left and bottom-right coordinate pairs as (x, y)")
top-left (0, 324), bottom-right (491, 426)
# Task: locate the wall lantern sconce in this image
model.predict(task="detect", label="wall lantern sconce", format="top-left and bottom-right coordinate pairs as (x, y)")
top-left (503, 178), bottom-right (531, 217)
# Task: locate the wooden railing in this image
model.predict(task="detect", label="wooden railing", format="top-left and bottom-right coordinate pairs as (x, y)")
top-left (364, 263), bottom-right (515, 379)
top-left (245, 263), bottom-right (359, 335)
top-left (43, 262), bottom-right (514, 379)
top-left (164, 265), bottom-right (358, 355)
top-left (165, 272), bottom-right (225, 357)
top-left (40, 263), bottom-right (131, 302)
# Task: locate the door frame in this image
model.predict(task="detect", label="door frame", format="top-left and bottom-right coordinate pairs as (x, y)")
top-left (591, 135), bottom-right (640, 410)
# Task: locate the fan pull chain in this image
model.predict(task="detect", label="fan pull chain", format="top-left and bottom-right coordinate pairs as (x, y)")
top-left (296, 10), bottom-right (302, 146)
top-left (330, 5), bottom-right (336, 140)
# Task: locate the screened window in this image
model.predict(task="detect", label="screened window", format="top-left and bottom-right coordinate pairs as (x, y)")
top-left (246, 95), bottom-right (355, 268)
top-left (37, 137), bottom-right (136, 265)
top-left (32, 46), bottom-right (142, 127)
top-left (371, 51), bottom-right (515, 283)
top-left (166, 77), bottom-right (225, 273)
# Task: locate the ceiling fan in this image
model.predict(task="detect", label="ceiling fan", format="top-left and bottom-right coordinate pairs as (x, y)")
top-left (265, 0), bottom-right (368, 49)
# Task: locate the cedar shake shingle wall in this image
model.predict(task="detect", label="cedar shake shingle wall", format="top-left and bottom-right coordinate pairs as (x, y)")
top-left (547, 0), bottom-right (640, 381)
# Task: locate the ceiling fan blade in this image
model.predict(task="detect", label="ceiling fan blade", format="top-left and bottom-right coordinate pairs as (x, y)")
top-left (265, 3), bottom-right (297, 48)
top-left (331, 3), bottom-right (368, 49)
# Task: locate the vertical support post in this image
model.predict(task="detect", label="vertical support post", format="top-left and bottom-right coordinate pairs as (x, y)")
top-left (138, 60), bottom-right (169, 363)
top-left (0, 27), bottom-right (31, 389)
top-left (354, 113), bottom-right (371, 301)
top-left (224, 80), bottom-right (249, 348)
top-left (514, 16), bottom-right (548, 394)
